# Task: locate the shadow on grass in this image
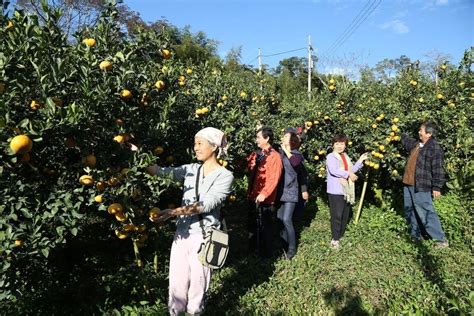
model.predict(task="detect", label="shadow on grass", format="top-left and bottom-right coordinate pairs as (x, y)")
top-left (408, 236), bottom-right (458, 312)
top-left (323, 284), bottom-right (371, 316)
top-left (205, 199), bottom-right (320, 315)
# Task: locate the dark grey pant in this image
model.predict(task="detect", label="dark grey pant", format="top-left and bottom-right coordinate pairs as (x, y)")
top-left (328, 194), bottom-right (351, 241)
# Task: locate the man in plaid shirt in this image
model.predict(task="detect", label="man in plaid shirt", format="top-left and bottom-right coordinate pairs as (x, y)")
top-left (401, 121), bottom-right (449, 248)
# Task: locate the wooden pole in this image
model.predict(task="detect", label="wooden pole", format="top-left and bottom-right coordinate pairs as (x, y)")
top-left (355, 170), bottom-right (369, 224)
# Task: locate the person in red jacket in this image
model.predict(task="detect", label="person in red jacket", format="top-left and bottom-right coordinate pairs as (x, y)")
top-left (246, 127), bottom-right (283, 257)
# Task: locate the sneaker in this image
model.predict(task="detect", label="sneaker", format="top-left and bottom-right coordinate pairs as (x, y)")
top-left (285, 248), bottom-right (296, 260)
top-left (330, 239), bottom-right (340, 249)
top-left (435, 241), bottom-right (449, 249)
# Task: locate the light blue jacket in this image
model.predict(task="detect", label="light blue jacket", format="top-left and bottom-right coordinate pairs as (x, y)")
top-left (153, 163), bottom-right (234, 235)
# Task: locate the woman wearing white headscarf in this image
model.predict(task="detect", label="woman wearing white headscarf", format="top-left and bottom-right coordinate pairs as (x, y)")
top-left (147, 127), bottom-right (234, 315)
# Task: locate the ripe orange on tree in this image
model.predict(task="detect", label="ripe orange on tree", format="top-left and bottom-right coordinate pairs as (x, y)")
top-left (10, 135), bottom-right (33, 154)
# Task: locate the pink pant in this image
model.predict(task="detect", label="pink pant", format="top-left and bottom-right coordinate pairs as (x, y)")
top-left (169, 233), bottom-right (211, 315)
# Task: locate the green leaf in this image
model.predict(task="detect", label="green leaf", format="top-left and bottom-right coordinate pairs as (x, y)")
top-left (41, 248), bottom-right (49, 258)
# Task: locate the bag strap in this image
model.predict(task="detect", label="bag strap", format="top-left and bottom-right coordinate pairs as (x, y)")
top-left (196, 165), bottom-right (227, 234)
top-left (195, 165), bottom-right (207, 237)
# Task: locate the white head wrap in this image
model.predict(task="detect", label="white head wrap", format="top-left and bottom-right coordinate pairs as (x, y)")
top-left (195, 127), bottom-right (228, 158)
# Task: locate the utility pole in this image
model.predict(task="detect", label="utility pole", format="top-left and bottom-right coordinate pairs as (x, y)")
top-left (258, 48), bottom-right (263, 90)
top-left (307, 35), bottom-right (313, 100)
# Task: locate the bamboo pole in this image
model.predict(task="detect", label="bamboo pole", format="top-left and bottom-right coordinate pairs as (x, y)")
top-left (355, 171), bottom-right (369, 224)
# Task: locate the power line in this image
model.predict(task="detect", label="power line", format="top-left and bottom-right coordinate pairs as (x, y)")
top-left (262, 47), bottom-right (306, 57)
top-left (325, 0), bottom-right (374, 54)
top-left (329, 0), bottom-right (381, 55)
top-left (245, 56), bottom-right (259, 65)
top-left (325, 0), bottom-right (382, 56)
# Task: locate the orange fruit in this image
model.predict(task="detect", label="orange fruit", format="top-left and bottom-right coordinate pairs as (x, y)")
top-left (10, 135), bottom-right (33, 154)
top-left (155, 80), bottom-right (166, 90)
top-left (65, 137), bottom-right (77, 148)
top-left (113, 135), bottom-right (125, 144)
top-left (96, 181), bottom-right (107, 191)
top-left (79, 175), bottom-right (94, 186)
top-left (107, 203), bottom-right (123, 215)
top-left (123, 224), bottom-right (137, 232)
top-left (115, 229), bottom-right (128, 239)
top-left (30, 100), bottom-right (41, 110)
top-left (94, 195), bottom-right (103, 203)
top-left (14, 239), bottom-right (24, 247)
top-left (82, 38), bottom-right (96, 47)
top-left (137, 224), bottom-right (146, 233)
top-left (120, 89), bottom-right (132, 99)
top-left (161, 49), bottom-right (171, 59)
top-left (115, 212), bottom-right (127, 222)
top-left (83, 154), bottom-right (97, 168)
top-left (154, 146), bottom-right (164, 155)
top-left (107, 177), bottom-right (120, 187)
top-left (99, 60), bottom-right (112, 71)
top-left (149, 207), bottom-right (160, 219)
top-left (186, 68), bottom-right (193, 75)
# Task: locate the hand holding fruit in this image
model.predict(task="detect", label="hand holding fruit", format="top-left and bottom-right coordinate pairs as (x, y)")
top-left (149, 207), bottom-right (173, 225)
top-left (358, 152), bottom-right (369, 164)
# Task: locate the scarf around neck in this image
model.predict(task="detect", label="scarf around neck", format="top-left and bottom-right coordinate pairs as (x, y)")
top-left (332, 151), bottom-right (356, 205)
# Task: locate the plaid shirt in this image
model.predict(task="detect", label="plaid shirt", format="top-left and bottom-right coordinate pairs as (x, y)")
top-left (401, 133), bottom-right (446, 192)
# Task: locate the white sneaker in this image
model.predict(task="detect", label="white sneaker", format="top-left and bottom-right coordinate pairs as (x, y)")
top-left (330, 239), bottom-right (340, 249)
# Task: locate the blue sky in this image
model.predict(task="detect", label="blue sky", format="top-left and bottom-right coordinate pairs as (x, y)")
top-left (124, 0), bottom-right (473, 75)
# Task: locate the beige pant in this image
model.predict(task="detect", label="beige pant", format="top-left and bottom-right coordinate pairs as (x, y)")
top-left (169, 233), bottom-right (211, 315)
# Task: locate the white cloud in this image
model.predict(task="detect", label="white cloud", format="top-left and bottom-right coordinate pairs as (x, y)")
top-left (380, 19), bottom-right (410, 34)
top-left (326, 67), bottom-right (347, 75)
top-left (422, 0), bottom-right (451, 10)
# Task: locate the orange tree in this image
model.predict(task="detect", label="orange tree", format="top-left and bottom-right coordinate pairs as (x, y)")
top-left (0, 0), bottom-right (472, 311)
top-left (274, 49), bottom-right (473, 207)
top-left (0, 0), bottom-right (282, 309)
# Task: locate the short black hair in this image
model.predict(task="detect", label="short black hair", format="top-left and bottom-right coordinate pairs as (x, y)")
top-left (331, 134), bottom-right (348, 146)
top-left (421, 121), bottom-right (437, 137)
top-left (257, 126), bottom-right (274, 144)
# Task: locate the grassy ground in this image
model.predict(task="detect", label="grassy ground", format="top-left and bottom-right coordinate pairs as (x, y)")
top-left (7, 195), bottom-right (470, 315)
top-left (203, 197), bottom-right (471, 315)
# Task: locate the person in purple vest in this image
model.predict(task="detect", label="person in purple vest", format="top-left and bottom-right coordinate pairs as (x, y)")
top-left (326, 134), bottom-right (368, 249)
top-left (276, 130), bottom-right (306, 259)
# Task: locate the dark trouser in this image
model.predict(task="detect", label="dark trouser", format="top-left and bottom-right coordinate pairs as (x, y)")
top-left (328, 194), bottom-right (351, 241)
top-left (403, 185), bottom-right (446, 242)
top-left (248, 202), bottom-right (275, 258)
top-left (277, 202), bottom-right (296, 251)
top-left (293, 198), bottom-right (306, 224)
